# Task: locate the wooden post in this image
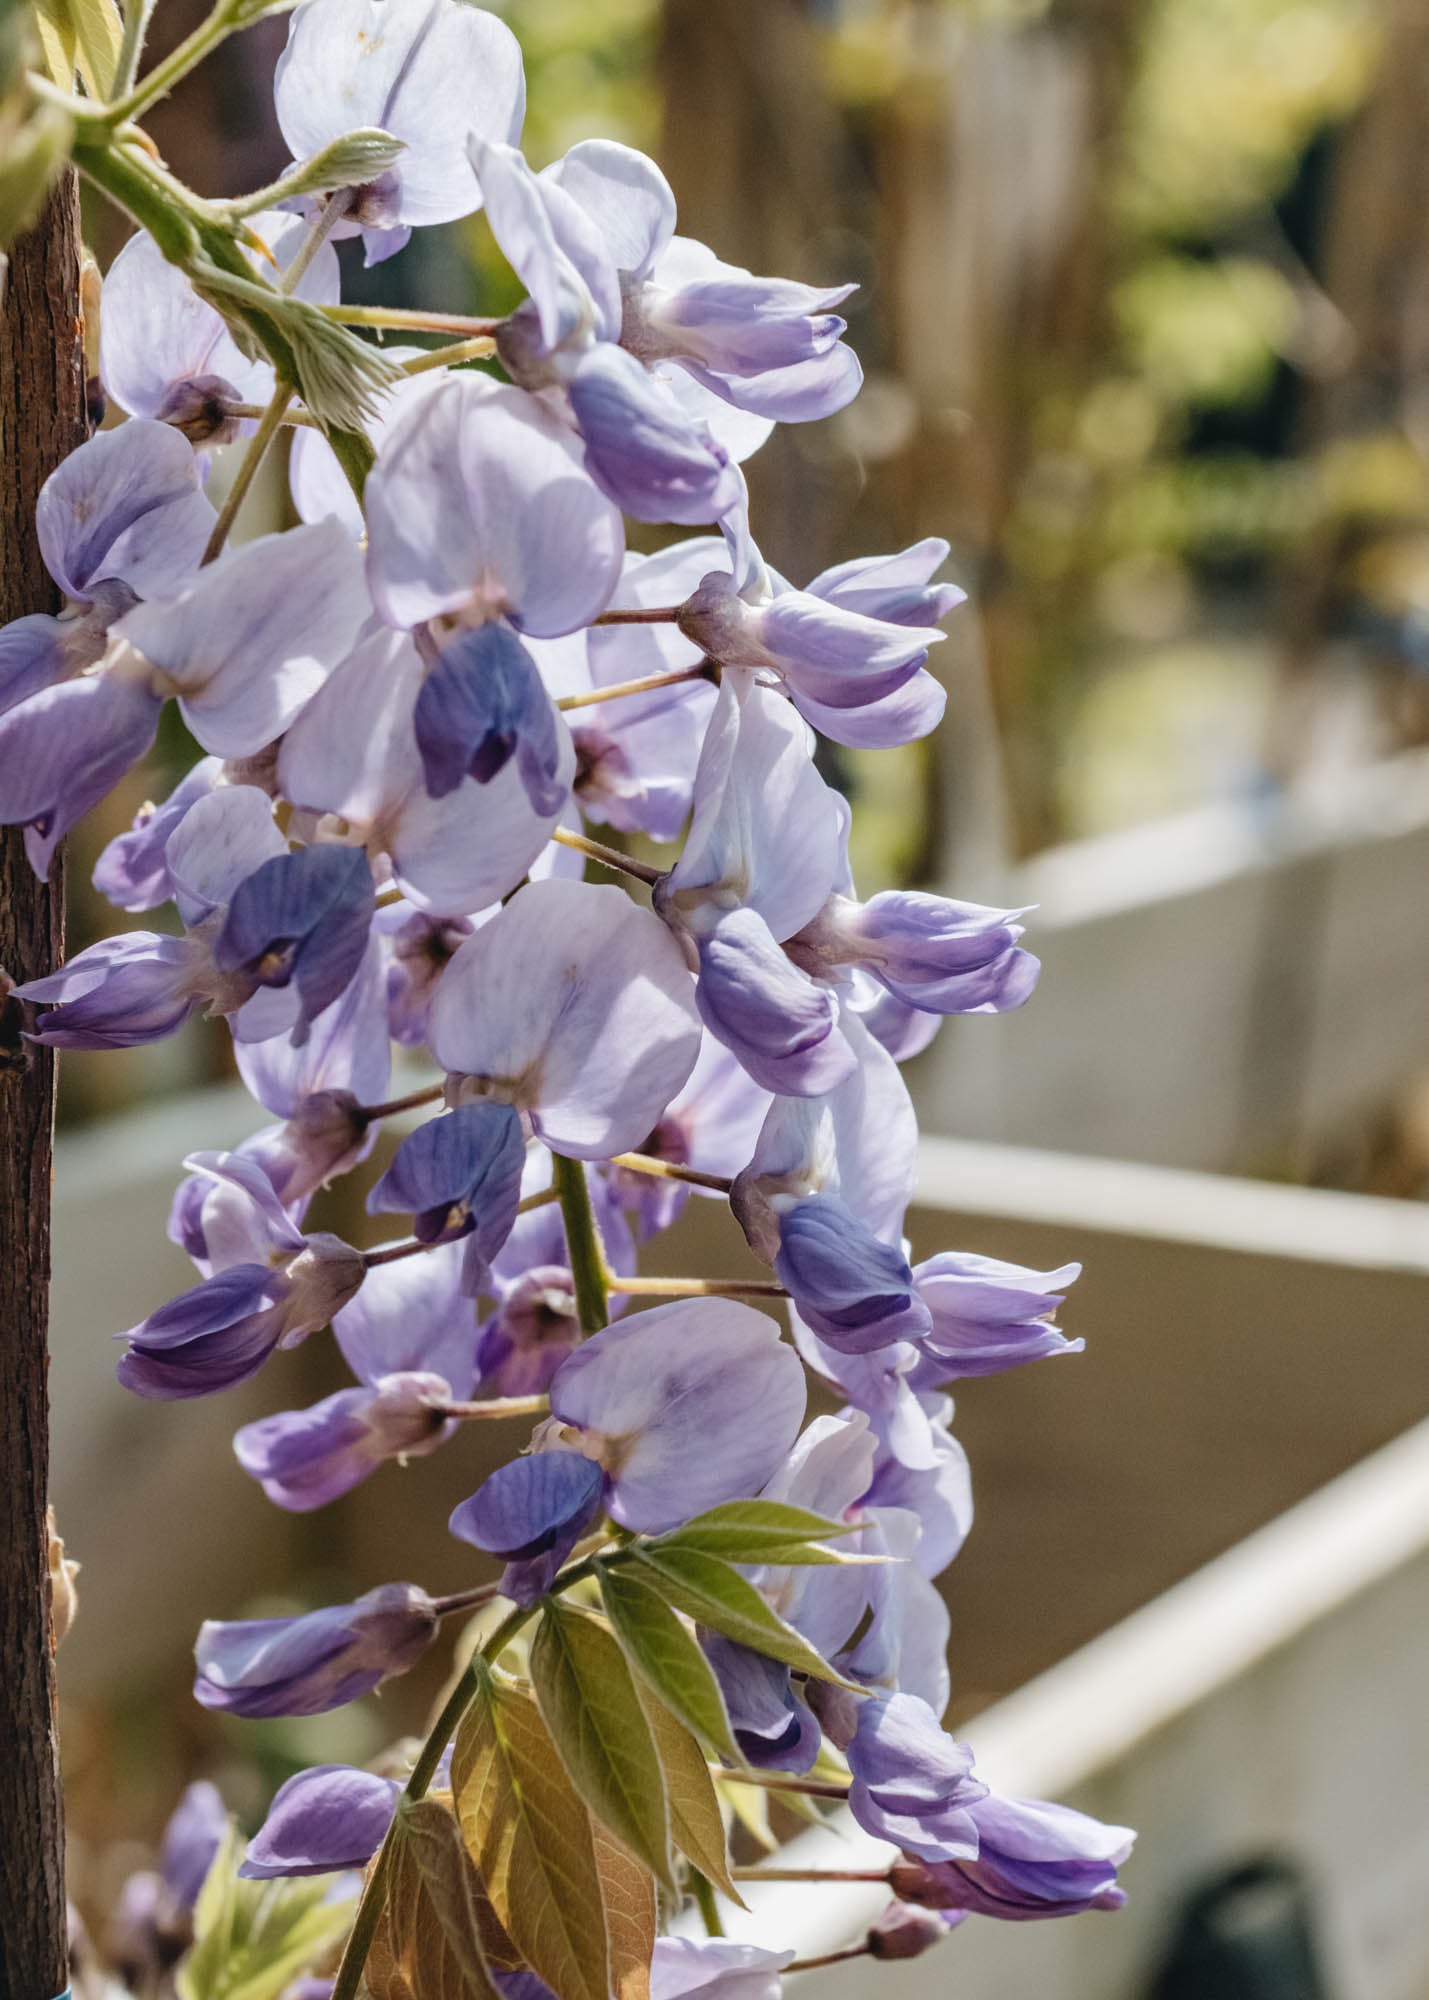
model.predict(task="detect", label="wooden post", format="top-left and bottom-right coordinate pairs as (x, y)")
top-left (0, 170), bottom-right (87, 2000)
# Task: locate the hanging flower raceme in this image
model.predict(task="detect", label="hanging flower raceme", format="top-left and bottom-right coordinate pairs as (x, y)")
top-left (21, 3), bottom-right (1133, 1984)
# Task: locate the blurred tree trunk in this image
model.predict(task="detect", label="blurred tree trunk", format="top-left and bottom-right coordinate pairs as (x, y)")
top-left (880, 0), bottom-right (1142, 857)
top-left (0, 175), bottom-right (86, 2000)
top-left (658, 0), bottom-right (852, 582)
top-left (1268, 0), bottom-right (1429, 779)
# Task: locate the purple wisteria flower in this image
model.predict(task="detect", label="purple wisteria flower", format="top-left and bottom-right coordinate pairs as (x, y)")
top-left (911, 1253), bottom-right (1083, 1379)
top-left (846, 1694), bottom-right (987, 1862)
top-left (731, 1004), bottom-right (926, 1349)
top-left (241, 1765), bottom-right (401, 1879)
top-left (604, 1031), bottom-right (770, 1239)
top-left (274, 0), bottom-right (525, 264)
top-left (451, 1299), bottom-right (806, 1596)
top-left (786, 891), bottom-right (1039, 1017)
top-left (100, 210), bottom-right (340, 439)
top-left (889, 1793), bottom-right (1135, 1920)
top-left (367, 1102), bottom-right (526, 1290)
top-left (92, 755), bottom-right (223, 912)
top-left (333, 1236), bottom-right (479, 1395)
top-left (654, 677), bottom-right (851, 1094)
top-left (650, 1939), bottom-right (794, 2000)
top-left (194, 1582), bottom-right (440, 1716)
top-left (277, 628), bottom-right (574, 917)
top-left (118, 1152), bottom-right (365, 1398)
top-left (233, 1372), bottom-right (456, 1511)
top-left (431, 877), bottom-right (702, 1159)
top-left (19, 787), bottom-right (376, 1052)
top-left (107, 1781), bottom-right (228, 1983)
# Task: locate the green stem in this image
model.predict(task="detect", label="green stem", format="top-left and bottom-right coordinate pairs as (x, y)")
top-left (201, 381), bottom-right (292, 562)
top-left (690, 1870), bottom-right (725, 1938)
top-left (400, 335), bottom-right (497, 377)
top-left (111, 0), bottom-right (159, 99)
top-left (280, 187), bottom-right (352, 293)
top-left (553, 1153), bottom-right (610, 1333)
top-left (555, 664), bottom-right (711, 713)
top-left (786, 1946), bottom-right (872, 1973)
top-left (103, 0), bottom-right (240, 124)
top-left (328, 1599), bottom-right (540, 2000)
top-left (608, 1276), bottom-right (788, 1300)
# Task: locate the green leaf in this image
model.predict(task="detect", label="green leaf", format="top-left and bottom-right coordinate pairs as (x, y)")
top-left (598, 1566), bottom-right (739, 1760)
top-left (633, 1682), bottom-right (744, 1908)
top-left (177, 1825), bottom-right (356, 2000)
top-left (366, 1800), bottom-right (502, 2000)
top-left (265, 128), bottom-right (406, 205)
top-left (452, 1665), bottom-right (615, 2000)
top-left (529, 1602), bottom-right (675, 1892)
top-left (650, 1500), bottom-right (868, 1567)
top-left (630, 1546), bottom-right (854, 1687)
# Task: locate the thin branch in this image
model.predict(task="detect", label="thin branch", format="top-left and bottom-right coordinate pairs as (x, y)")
top-left (201, 380), bottom-right (291, 563)
top-left (428, 1582), bottom-right (502, 1618)
top-left (555, 663), bottom-right (712, 713)
top-left (226, 401), bottom-right (319, 428)
top-left (280, 186), bottom-right (353, 293)
top-left (441, 1394), bottom-right (550, 1422)
top-left (358, 1082), bottom-right (446, 1121)
top-left (322, 303), bottom-right (504, 337)
top-left (786, 1947), bottom-right (873, 1973)
top-left (607, 1152), bottom-right (733, 1194)
top-left (608, 1276), bottom-right (788, 1300)
top-left (400, 336), bottom-right (497, 377)
top-left (591, 606), bottom-right (685, 625)
top-left (550, 827), bottom-right (663, 885)
top-left (361, 1235), bottom-right (437, 1270)
top-left (553, 1153), bottom-right (610, 1334)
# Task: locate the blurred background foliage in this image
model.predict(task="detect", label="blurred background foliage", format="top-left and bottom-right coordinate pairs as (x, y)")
top-left (72, 0), bottom-right (1429, 1121)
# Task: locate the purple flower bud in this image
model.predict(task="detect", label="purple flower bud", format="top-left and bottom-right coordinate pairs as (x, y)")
top-left (120, 1159), bottom-right (365, 1398)
top-left (687, 907), bottom-right (856, 1099)
top-left (566, 344), bottom-right (745, 527)
top-left (13, 931), bottom-right (200, 1049)
top-left (678, 571), bottom-right (943, 717)
top-left (887, 1792), bottom-right (1135, 1921)
top-left (160, 1781), bottom-right (229, 1908)
top-left (866, 1903), bottom-right (961, 1959)
top-left (240, 1765), bottom-right (401, 1879)
top-left (847, 1694), bottom-right (988, 1862)
top-left (234, 1372), bottom-right (457, 1511)
top-left (235, 1091), bottom-right (373, 1216)
top-left (911, 1254), bottom-right (1082, 1380)
top-left (0, 671), bottom-right (165, 878)
top-left (787, 892), bottom-right (1040, 1017)
top-left (703, 1635), bottom-right (819, 1773)
top-left (773, 1193), bottom-right (931, 1353)
top-left (650, 1937), bottom-right (794, 2000)
top-left (194, 1583), bottom-right (440, 1717)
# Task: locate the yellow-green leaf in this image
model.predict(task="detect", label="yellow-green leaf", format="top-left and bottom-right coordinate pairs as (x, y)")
top-left (378, 1800), bottom-right (503, 2000)
top-left (631, 1546), bottom-right (853, 1687)
top-left (589, 1818), bottom-right (655, 2000)
top-left (634, 1683), bottom-right (744, 1908)
top-left (452, 1666), bottom-right (613, 2000)
top-left (177, 1824), bottom-right (356, 2000)
top-left (530, 1602), bottom-right (675, 1891)
top-left (651, 1500), bottom-right (865, 1566)
top-left (599, 1566), bottom-right (739, 1760)
top-left (32, 0), bottom-right (121, 92)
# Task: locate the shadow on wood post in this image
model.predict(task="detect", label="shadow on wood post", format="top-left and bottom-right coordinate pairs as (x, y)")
top-left (0, 170), bottom-right (87, 2000)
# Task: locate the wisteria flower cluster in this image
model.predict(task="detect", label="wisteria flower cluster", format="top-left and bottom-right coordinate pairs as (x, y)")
top-left (7, 3), bottom-right (1133, 1994)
